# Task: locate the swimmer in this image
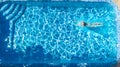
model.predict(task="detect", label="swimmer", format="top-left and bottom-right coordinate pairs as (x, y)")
top-left (77, 21), bottom-right (103, 27)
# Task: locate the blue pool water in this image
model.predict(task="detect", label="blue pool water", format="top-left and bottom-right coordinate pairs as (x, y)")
top-left (0, 1), bottom-right (118, 67)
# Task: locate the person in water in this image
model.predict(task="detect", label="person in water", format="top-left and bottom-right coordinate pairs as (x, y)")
top-left (77, 21), bottom-right (103, 27)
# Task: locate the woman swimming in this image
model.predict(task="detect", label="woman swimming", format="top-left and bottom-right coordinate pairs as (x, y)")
top-left (78, 21), bottom-right (103, 27)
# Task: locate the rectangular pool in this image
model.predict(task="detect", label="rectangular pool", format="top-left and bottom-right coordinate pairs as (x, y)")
top-left (0, 1), bottom-right (118, 67)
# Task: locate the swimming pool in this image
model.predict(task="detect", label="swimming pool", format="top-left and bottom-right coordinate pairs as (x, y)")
top-left (0, 1), bottom-right (118, 67)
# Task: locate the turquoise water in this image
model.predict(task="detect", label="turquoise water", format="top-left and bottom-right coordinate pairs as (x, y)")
top-left (0, 1), bottom-right (118, 66)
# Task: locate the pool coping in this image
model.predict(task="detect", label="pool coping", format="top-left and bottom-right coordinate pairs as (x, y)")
top-left (117, 9), bottom-right (120, 65)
